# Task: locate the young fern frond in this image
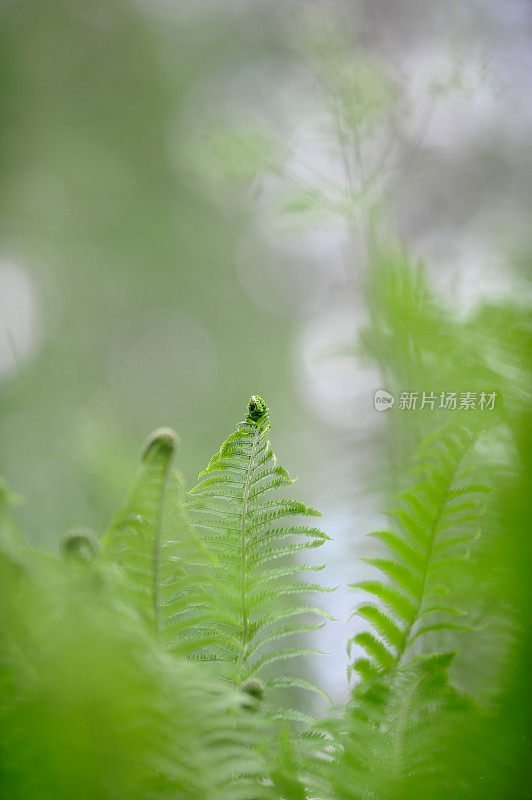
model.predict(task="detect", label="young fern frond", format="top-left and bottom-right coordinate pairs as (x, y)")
top-left (187, 395), bottom-right (331, 690)
top-left (99, 428), bottom-right (203, 646)
top-left (349, 422), bottom-right (489, 681)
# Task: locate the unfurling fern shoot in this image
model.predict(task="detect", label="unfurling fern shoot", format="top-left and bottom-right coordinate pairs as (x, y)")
top-left (187, 396), bottom-right (332, 695)
top-left (99, 427), bottom-right (185, 642)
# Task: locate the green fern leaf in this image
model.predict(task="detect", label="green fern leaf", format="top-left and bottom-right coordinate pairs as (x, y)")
top-left (352, 422), bottom-right (488, 677)
top-left (186, 396), bottom-right (330, 687)
top-left (99, 428), bottom-right (203, 646)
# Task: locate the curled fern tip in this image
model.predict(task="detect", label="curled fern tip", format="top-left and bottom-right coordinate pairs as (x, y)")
top-left (240, 677), bottom-right (266, 701)
top-left (247, 395), bottom-right (268, 425)
top-left (61, 529), bottom-right (99, 563)
top-left (142, 427), bottom-right (179, 461)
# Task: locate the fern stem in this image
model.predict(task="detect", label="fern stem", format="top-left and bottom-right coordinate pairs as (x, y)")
top-left (397, 436), bottom-right (473, 663)
top-left (235, 425), bottom-right (260, 681)
top-left (152, 452), bottom-right (174, 642)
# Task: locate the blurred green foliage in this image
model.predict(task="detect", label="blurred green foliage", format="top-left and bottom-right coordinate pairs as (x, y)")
top-left (0, 498), bottom-right (273, 800)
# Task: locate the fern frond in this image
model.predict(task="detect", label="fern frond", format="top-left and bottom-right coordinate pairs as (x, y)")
top-left (99, 428), bottom-right (204, 646)
top-left (186, 395), bottom-right (330, 688)
top-left (351, 422), bottom-right (488, 680)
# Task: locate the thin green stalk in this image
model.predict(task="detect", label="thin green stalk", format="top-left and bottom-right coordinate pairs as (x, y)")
top-left (152, 457), bottom-right (172, 642)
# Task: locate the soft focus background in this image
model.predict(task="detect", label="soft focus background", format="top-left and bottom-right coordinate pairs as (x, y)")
top-left (1, 0), bottom-right (530, 700)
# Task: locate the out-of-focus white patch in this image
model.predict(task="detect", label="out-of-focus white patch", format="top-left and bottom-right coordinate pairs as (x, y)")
top-left (0, 259), bottom-right (39, 381)
top-left (295, 306), bottom-right (382, 432)
top-left (235, 225), bottom-right (346, 319)
top-left (415, 227), bottom-right (532, 317)
top-left (400, 45), bottom-right (499, 152)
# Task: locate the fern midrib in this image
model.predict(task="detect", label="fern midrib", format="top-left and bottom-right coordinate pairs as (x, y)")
top-left (235, 425), bottom-right (261, 681)
top-left (397, 444), bottom-right (470, 663)
top-left (153, 463), bottom-right (172, 642)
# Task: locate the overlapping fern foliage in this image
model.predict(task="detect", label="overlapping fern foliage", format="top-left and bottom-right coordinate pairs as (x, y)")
top-left (97, 397), bottom-right (332, 702)
top-left (52, 395), bottom-right (335, 799)
top-left (1, 390), bottom-right (529, 799)
top-left (0, 480), bottom-right (274, 800)
top-left (330, 651), bottom-right (486, 800)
